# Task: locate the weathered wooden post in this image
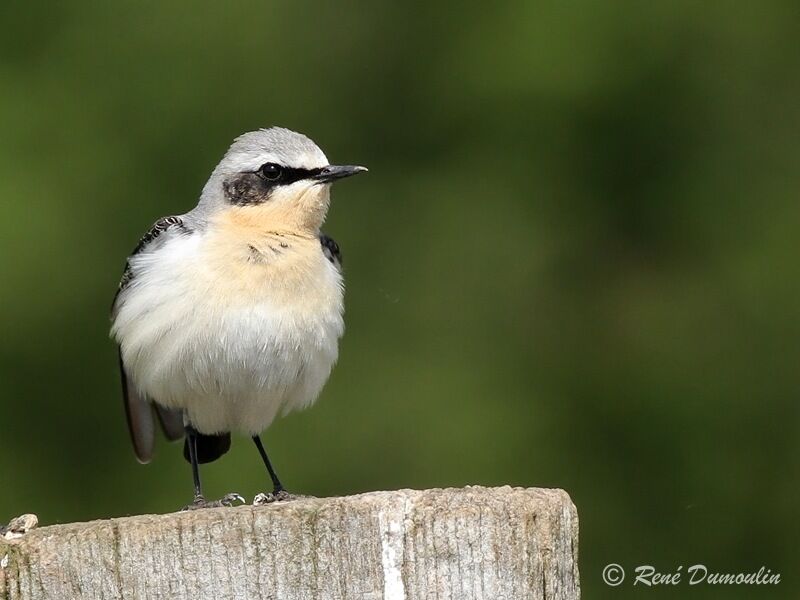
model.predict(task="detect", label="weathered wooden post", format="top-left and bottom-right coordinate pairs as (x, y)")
top-left (1, 486), bottom-right (579, 599)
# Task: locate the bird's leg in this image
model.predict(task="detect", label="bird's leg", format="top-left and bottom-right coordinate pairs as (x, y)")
top-left (253, 434), bottom-right (284, 493)
top-left (182, 425), bottom-right (244, 510)
top-left (252, 435), bottom-right (309, 505)
top-left (187, 425), bottom-right (203, 500)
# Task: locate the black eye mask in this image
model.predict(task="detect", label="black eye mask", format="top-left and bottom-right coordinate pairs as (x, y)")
top-left (223, 167), bottom-right (320, 206)
top-left (257, 162), bottom-right (323, 185)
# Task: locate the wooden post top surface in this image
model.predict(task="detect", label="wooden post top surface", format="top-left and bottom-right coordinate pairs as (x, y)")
top-left (1, 486), bottom-right (580, 600)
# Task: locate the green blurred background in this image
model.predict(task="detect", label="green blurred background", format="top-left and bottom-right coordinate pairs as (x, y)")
top-left (1, 2), bottom-right (798, 598)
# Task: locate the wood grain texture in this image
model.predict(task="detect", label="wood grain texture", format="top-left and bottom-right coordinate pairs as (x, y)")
top-left (0, 486), bottom-right (579, 600)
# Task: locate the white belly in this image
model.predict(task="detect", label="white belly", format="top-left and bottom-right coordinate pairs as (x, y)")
top-left (112, 232), bottom-right (344, 435)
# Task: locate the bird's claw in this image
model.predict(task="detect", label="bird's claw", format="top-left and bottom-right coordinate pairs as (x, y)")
top-left (253, 490), bottom-right (311, 505)
top-left (182, 493), bottom-right (245, 511)
top-left (220, 492), bottom-right (247, 506)
top-left (253, 490), bottom-right (291, 505)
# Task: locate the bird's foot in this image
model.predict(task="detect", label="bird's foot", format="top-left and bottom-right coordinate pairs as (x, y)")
top-left (182, 493), bottom-right (245, 511)
top-left (253, 489), bottom-right (312, 506)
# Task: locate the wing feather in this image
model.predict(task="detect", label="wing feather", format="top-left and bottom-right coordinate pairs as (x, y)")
top-left (111, 216), bottom-right (187, 317)
top-left (320, 233), bottom-right (342, 268)
top-left (113, 216), bottom-right (190, 460)
top-left (154, 405), bottom-right (185, 442)
top-left (119, 349), bottom-right (155, 464)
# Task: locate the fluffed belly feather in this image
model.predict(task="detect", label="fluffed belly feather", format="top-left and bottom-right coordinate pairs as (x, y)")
top-left (113, 239), bottom-right (344, 435)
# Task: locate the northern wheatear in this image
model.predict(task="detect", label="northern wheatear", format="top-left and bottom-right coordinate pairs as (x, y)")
top-left (111, 128), bottom-right (366, 508)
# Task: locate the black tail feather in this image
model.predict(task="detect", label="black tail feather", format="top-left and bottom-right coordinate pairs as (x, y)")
top-left (183, 432), bottom-right (231, 464)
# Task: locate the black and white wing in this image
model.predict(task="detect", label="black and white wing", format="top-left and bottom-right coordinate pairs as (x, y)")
top-left (112, 216), bottom-right (188, 463)
top-left (320, 233), bottom-right (342, 269)
top-left (112, 216), bottom-right (186, 313)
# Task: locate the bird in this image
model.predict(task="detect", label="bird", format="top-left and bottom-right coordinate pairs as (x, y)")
top-left (110, 127), bottom-right (367, 509)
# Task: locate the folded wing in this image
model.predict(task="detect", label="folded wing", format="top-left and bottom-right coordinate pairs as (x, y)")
top-left (112, 216), bottom-right (189, 461)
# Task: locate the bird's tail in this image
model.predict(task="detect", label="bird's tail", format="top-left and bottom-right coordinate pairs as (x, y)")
top-left (183, 432), bottom-right (231, 464)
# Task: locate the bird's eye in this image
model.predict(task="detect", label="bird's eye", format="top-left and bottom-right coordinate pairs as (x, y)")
top-left (259, 163), bottom-right (282, 181)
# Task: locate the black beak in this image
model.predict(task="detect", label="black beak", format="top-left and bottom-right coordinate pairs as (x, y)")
top-left (313, 165), bottom-right (368, 183)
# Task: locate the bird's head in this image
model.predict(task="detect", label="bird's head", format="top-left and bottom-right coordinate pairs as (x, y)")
top-left (197, 127), bottom-right (366, 232)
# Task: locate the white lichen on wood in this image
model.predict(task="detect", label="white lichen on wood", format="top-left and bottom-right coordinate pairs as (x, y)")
top-left (1, 515), bottom-right (38, 542)
top-left (0, 486), bottom-right (579, 600)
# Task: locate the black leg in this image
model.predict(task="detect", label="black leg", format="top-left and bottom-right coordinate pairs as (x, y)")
top-left (181, 425), bottom-right (244, 511)
top-left (252, 435), bottom-right (284, 493)
top-left (186, 425), bottom-right (203, 501)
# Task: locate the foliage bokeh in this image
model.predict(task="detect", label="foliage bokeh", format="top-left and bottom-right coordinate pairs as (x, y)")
top-left (1, 2), bottom-right (798, 598)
